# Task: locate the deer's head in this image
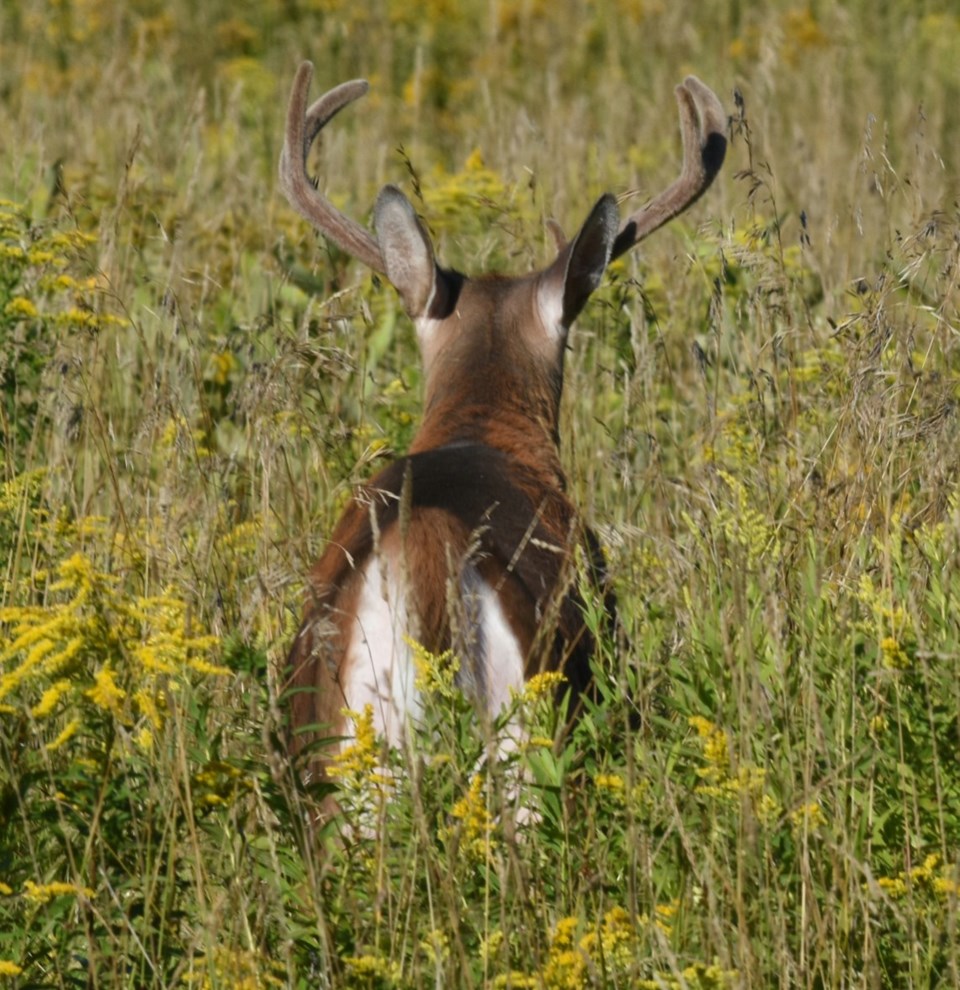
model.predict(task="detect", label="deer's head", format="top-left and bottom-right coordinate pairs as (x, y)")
top-left (279, 63), bottom-right (726, 461)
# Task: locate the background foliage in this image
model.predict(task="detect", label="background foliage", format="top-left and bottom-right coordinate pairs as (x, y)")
top-left (2, 0), bottom-right (960, 986)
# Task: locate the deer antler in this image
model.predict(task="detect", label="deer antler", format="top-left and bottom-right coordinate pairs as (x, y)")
top-left (611, 76), bottom-right (727, 261)
top-left (279, 61), bottom-right (386, 274)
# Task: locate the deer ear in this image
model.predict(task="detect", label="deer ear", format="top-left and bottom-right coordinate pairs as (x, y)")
top-left (538, 194), bottom-right (619, 334)
top-left (374, 185), bottom-right (437, 318)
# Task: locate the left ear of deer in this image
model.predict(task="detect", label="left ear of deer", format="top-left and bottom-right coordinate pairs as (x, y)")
top-left (374, 186), bottom-right (437, 318)
top-left (279, 61), bottom-right (727, 784)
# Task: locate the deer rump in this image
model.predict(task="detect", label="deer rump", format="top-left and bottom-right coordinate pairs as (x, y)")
top-left (285, 442), bottom-right (607, 756)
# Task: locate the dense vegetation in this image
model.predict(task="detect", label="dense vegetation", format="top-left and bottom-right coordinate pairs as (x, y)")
top-left (2, 0), bottom-right (960, 985)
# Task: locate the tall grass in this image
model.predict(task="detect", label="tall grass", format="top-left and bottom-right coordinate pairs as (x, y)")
top-left (2, 0), bottom-right (960, 986)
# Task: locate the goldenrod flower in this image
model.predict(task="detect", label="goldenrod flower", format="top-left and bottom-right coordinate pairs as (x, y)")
top-left (542, 947), bottom-right (586, 989)
top-left (448, 773), bottom-right (497, 860)
top-left (790, 802), bottom-right (826, 831)
top-left (46, 718), bottom-right (80, 752)
top-left (934, 874), bottom-right (959, 898)
top-left (420, 929), bottom-right (449, 966)
top-left (551, 916), bottom-right (579, 949)
top-left (342, 954), bottom-right (401, 984)
top-left (31, 679), bottom-right (72, 718)
top-left (880, 635), bottom-right (911, 669)
top-left (187, 658), bottom-right (232, 677)
top-left (23, 880), bottom-right (93, 904)
top-left (520, 670), bottom-right (565, 703)
top-left (408, 637), bottom-right (459, 698)
top-left (85, 665), bottom-right (126, 715)
top-left (595, 772), bottom-right (625, 793)
top-left (877, 876), bottom-right (907, 899)
top-left (689, 715), bottom-right (729, 781)
top-left (4, 296), bottom-right (38, 319)
top-left (330, 705), bottom-right (380, 780)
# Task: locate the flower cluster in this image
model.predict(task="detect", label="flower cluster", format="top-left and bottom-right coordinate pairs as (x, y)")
top-left (870, 853), bottom-right (959, 902)
top-left (491, 907), bottom-right (738, 989)
top-left (445, 772), bottom-right (497, 862)
top-left (0, 547), bottom-right (224, 755)
top-left (687, 716), bottom-right (782, 826)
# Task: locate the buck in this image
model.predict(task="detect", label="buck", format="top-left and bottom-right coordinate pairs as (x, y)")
top-left (281, 61), bottom-right (726, 772)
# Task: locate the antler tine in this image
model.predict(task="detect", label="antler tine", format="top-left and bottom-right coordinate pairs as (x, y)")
top-left (279, 61), bottom-right (386, 274)
top-left (611, 76), bottom-right (727, 261)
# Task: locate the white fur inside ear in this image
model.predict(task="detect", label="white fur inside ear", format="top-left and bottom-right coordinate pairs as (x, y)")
top-left (535, 279), bottom-right (566, 342)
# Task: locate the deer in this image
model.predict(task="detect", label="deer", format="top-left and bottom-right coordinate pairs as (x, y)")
top-left (280, 61), bottom-right (726, 783)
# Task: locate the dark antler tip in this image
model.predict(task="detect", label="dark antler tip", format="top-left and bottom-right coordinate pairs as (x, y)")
top-left (702, 132), bottom-right (727, 177)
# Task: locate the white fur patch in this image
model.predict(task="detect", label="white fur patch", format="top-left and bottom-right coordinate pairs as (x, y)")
top-left (339, 554), bottom-right (525, 750)
top-left (475, 580), bottom-right (525, 714)
top-left (341, 554), bottom-right (420, 746)
top-left (413, 313), bottom-right (446, 369)
top-left (535, 280), bottom-right (566, 343)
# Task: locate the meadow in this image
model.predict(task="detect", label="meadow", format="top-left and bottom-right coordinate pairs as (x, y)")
top-left (2, 0), bottom-right (960, 986)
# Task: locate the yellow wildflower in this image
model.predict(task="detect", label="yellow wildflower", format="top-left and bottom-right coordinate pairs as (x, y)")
top-left (594, 906), bottom-right (636, 965)
top-left (330, 705), bottom-right (379, 780)
top-left (880, 636), bottom-right (911, 669)
top-left (688, 715), bottom-right (729, 780)
top-left (4, 296), bottom-right (38, 319)
top-left (525, 735), bottom-right (554, 749)
top-left (551, 916), bottom-right (579, 949)
top-left (909, 853), bottom-right (941, 885)
top-left (409, 637), bottom-right (459, 698)
top-left (520, 670), bottom-right (566, 703)
top-left (869, 713), bottom-right (888, 736)
top-left (680, 962), bottom-right (739, 987)
top-left (31, 679), bottom-right (72, 718)
top-left (542, 947), bottom-right (586, 989)
top-left (790, 802), bottom-right (826, 831)
top-left (448, 773), bottom-right (497, 860)
top-left (208, 350), bottom-right (236, 386)
top-left (492, 974), bottom-right (537, 990)
top-left (23, 880), bottom-right (94, 904)
top-left (479, 929), bottom-right (503, 964)
top-left (46, 718), bottom-right (80, 751)
top-left (420, 929), bottom-right (449, 966)
top-left (133, 688), bottom-right (164, 729)
top-left (934, 875), bottom-right (959, 898)
top-left (187, 657), bottom-right (232, 677)
top-left (653, 900), bottom-right (678, 936)
top-left (342, 954), bottom-right (401, 984)
top-left (877, 876), bottom-right (907, 899)
top-left (85, 665), bottom-right (126, 715)
top-left (595, 772), bottom-right (625, 792)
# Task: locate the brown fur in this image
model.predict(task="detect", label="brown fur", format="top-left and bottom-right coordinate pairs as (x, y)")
top-left (285, 443), bottom-right (608, 766)
top-left (278, 65), bottom-right (726, 787)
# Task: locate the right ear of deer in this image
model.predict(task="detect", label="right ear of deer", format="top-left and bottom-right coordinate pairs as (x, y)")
top-left (540, 194), bottom-right (620, 331)
top-left (611, 75), bottom-right (727, 260)
top-left (279, 61), bottom-right (387, 274)
top-left (374, 186), bottom-right (438, 318)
